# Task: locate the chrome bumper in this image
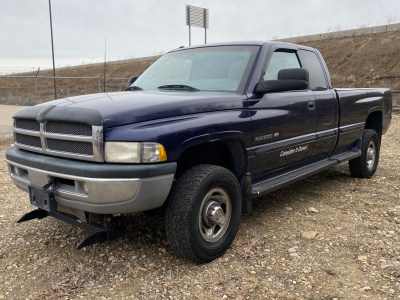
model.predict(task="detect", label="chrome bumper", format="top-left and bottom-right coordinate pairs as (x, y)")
top-left (7, 160), bottom-right (175, 214)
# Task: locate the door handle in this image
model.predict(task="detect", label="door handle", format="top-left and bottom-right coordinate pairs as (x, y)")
top-left (307, 102), bottom-right (316, 111)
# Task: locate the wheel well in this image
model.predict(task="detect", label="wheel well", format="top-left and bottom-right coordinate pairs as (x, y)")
top-left (175, 139), bottom-right (247, 180)
top-left (365, 111), bottom-right (383, 139)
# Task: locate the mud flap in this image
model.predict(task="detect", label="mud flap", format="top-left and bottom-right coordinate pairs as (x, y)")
top-left (240, 173), bottom-right (252, 215)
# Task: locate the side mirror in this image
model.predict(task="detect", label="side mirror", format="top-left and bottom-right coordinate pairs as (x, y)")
top-left (256, 68), bottom-right (309, 94)
top-left (125, 76), bottom-right (139, 90)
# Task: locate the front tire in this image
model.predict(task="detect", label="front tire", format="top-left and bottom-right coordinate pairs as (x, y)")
top-left (165, 165), bottom-right (242, 263)
top-left (349, 129), bottom-right (380, 178)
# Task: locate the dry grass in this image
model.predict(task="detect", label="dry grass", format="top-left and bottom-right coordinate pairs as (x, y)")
top-left (300, 30), bottom-right (400, 91)
top-left (0, 57), bottom-right (159, 105)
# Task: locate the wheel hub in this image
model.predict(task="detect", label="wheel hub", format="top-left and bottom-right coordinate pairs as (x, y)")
top-left (198, 188), bottom-right (232, 242)
top-left (203, 201), bottom-right (225, 226)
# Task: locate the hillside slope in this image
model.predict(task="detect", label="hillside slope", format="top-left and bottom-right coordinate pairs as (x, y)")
top-left (0, 57), bottom-right (160, 105)
top-left (300, 30), bottom-right (400, 91)
top-left (1, 30), bottom-right (400, 105)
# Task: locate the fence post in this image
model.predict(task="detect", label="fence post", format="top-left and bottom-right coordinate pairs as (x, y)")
top-left (34, 68), bottom-right (40, 104)
top-left (85, 82), bottom-right (88, 94)
top-left (27, 86), bottom-right (31, 105)
top-left (98, 70), bottom-right (104, 93)
top-left (67, 85), bottom-right (70, 97)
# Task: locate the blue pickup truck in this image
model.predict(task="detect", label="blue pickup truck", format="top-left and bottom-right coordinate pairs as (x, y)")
top-left (6, 41), bottom-right (392, 262)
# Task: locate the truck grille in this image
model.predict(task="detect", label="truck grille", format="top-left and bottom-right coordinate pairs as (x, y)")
top-left (13, 118), bottom-right (103, 162)
top-left (46, 121), bottom-right (92, 136)
top-left (47, 138), bottom-right (93, 155)
top-left (15, 133), bottom-right (42, 148)
top-left (15, 119), bottom-right (40, 132)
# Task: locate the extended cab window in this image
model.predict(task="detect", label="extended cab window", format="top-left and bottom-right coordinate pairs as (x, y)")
top-left (263, 51), bottom-right (300, 80)
top-left (297, 50), bottom-right (328, 90)
top-left (133, 45), bottom-right (260, 93)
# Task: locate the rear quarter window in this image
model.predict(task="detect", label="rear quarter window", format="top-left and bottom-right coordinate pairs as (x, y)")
top-left (297, 50), bottom-right (328, 90)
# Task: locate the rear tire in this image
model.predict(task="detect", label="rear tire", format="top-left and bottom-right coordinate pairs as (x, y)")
top-left (165, 165), bottom-right (242, 263)
top-left (349, 129), bottom-right (380, 179)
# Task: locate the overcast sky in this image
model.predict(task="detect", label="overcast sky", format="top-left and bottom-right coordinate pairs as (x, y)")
top-left (1, 0), bottom-right (399, 72)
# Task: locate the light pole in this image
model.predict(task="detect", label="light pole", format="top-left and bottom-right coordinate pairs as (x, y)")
top-left (48, 0), bottom-right (57, 99)
top-left (104, 37), bottom-right (106, 93)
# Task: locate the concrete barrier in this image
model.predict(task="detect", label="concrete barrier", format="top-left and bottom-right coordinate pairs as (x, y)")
top-left (276, 23), bottom-right (400, 44)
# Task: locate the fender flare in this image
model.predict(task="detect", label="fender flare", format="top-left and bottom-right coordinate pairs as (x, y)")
top-left (176, 130), bottom-right (247, 157)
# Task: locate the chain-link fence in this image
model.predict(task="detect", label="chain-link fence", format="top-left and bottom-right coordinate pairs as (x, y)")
top-left (0, 75), bottom-right (129, 136)
top-left (0, 75), bottom-right (129, 106)
top-left (0, 104), bottom-right (25, 136)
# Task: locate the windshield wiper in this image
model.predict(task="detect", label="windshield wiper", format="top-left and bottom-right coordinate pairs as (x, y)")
top-left (158, 84), bottom-right (199, 91)
top-left (125, 85), bottom-right (143, 91)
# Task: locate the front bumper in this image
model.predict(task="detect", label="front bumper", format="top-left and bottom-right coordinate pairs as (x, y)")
top-left (6, 147), bottom-right (176, 214)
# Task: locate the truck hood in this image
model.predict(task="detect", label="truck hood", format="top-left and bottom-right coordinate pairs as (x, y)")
top-left (38, 90), bottom-right (246, 128)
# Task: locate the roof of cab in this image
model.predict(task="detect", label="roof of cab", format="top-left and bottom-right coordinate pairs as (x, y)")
top-left (167, 40), bottom-right (316, 54)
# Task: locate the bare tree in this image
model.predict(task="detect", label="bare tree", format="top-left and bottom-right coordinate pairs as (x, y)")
top-left (333, 24), bottom-right (341, 32)
top-left (357, 21), bottom-right (370, 29)
top-left (327, 24), bottom-right (341, 33)
top-left (386, 14), bottom-right (398, 25)
top-left (271, 35), bottom-right (279, 40)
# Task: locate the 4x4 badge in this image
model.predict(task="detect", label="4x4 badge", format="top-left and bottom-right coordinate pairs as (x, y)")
top-left (255, 132), bottom-right (280, 141)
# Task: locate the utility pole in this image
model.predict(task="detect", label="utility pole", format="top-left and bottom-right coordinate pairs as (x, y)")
top-left (48, 0), bottom-right (57, 99)
top-left (104, 37), bottom-right (106, 93)
top-left (34, 67), bottom-right (40, 104)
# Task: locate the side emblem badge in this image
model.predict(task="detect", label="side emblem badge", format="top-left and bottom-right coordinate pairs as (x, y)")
top-left (274, 132), bottom-right (279, 138)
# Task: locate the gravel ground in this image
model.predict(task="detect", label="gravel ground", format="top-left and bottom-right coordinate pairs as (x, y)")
top-left (0, 115), bottom-right (399, 300)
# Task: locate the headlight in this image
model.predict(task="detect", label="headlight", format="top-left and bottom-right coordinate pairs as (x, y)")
top-left (104, 142), bottom-right (167, 163)
top-left (105, 142), bottom-right (141, 163)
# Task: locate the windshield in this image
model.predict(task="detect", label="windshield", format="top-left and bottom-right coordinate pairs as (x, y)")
top-left (132, 45), bottom-right (260, 93)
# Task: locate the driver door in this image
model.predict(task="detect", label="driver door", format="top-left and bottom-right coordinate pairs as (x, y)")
top-left (249, 48), bottom-right (317, 180)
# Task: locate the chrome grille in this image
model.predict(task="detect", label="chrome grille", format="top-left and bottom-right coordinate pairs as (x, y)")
top-left (15, 119), bottom-right (40, 132)
top-left (47, 138), bottom-right (93, 155)
top-left (46, 121), bottom-right (92, 136)
top-left (15, 133), bottom-right (42, 148)
top-left (13, 118), bottom-right (103, 162)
